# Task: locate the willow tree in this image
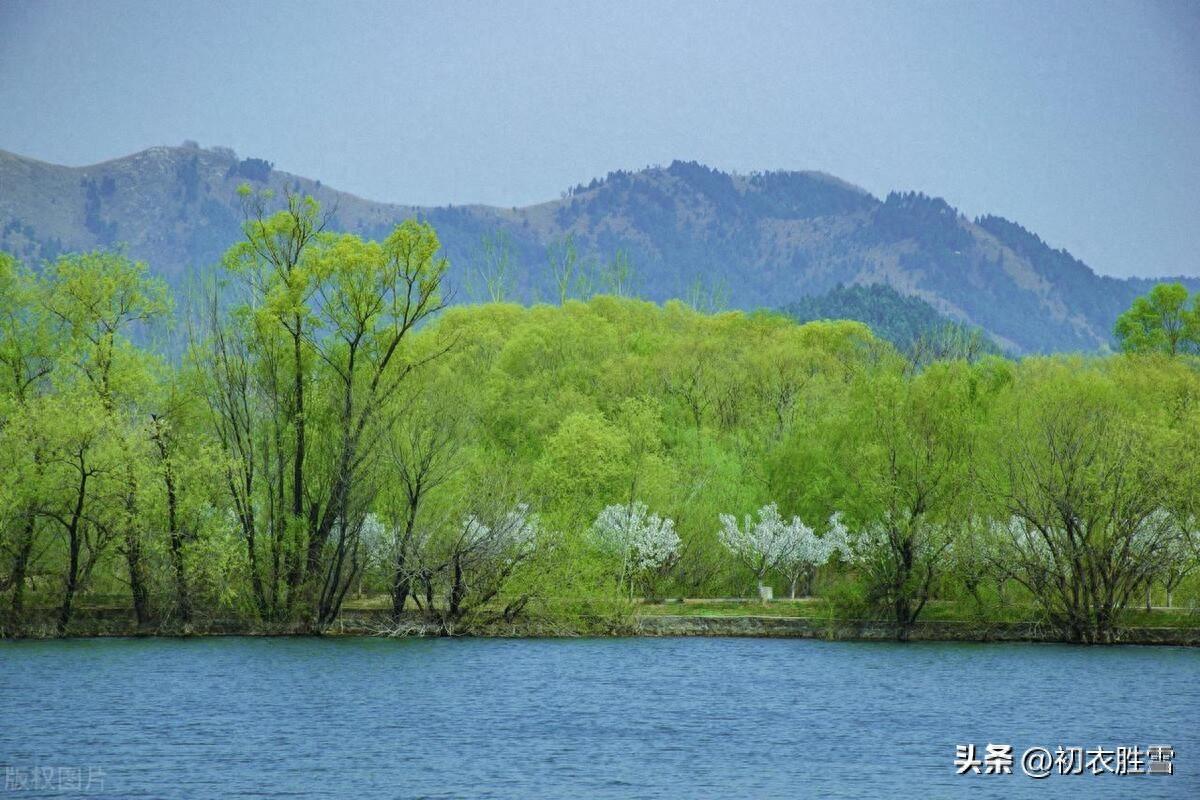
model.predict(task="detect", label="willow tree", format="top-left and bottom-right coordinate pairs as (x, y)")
top-left (836, 358), bottom-right (984, 639)
top-left (986, 359), bottom-right (1180, 643)
top-left (205, 189), bottom-right (449, 627)
top-left (0, 253), bottom-right (57, 618)
top-left (41, 252), bottom-right (170, 627)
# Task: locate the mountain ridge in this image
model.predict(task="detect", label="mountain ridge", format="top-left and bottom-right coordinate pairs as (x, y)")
top-left (2, 144), bottom-right (1194, 353)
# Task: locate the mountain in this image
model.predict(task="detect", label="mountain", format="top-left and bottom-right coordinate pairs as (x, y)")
top-left (1, 145), bottom-right (1193, 352)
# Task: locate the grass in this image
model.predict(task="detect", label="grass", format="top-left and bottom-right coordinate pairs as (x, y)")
top-left (634, 597), bottom-right (1200, 628)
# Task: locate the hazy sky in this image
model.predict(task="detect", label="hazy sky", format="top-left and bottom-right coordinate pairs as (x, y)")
top-left (1, 0), bottom-right (1197, 278)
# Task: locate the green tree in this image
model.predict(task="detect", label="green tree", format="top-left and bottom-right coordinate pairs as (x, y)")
top-left (41, 251), bottom-right (170, 627)
top-left (203, 190), bottom-right (449, 627)
top-left (1114, 282), bottom-right (1200, 355)
top-left (834, 359), bottom-right (983, 639)
top-left (984, 359), bottom-right (1181, 643)
top-left (0, 253), bottom-right (58, 618)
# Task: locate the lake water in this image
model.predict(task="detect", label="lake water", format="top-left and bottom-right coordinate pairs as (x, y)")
top-left (0, 637), bottom-right (1196, 798)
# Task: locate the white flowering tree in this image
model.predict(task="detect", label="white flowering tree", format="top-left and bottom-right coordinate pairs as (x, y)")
top-left (592, 501), bottom-right (681, 599)
top-left (718, 502), bottom-right (808, 599)
top-left (779, 512), bottom-right (851, 599)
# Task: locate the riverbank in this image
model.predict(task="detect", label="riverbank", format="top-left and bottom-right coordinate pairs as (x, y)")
top-left (4, 602), bottom-right (1200, 644)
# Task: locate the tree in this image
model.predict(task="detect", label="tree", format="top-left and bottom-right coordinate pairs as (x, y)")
top-left (1114, 283), bottom-right (1200, 356)
top-left (474, 229), bottom-right (515, 303)
top-left (0, 253), bottom-right (58, 618)
top-left (414, 500), bottom-right (540, 635)
top-left (942, 515), bottom-right (1009, 608)
top-left (383, 383), bottom-right (461, 620)
top-left (144, 371), bottom-right (214, 626)
top-left (843, 513), bottom-right (953, 632)
top-left (203, 190), bottom-right (449, 628)
top-left (718, 503), bottom-right (806, 598)
top-left (778, 511), bottom-right (848, 599)
top-left (601, 249), bottom-right (635, 297)
top-left (41, 251), bottom-right (170, 627)
top-left (28, 392), bottom-right (124, 632)
top-left (592, 501), bottom-right (680, 599)
top-left (546, 234), bottom-right (598, 304)
top-left (533, 411), bottom-right (632, 516)
top-left (986, 360), bottom-right (1176, 643)
top-left (835, 360), bottom-right (980, 639)
top-left (1144, 511), bottom-right (1199, 609)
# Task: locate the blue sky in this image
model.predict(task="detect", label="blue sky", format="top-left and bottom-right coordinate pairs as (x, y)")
top-left (0, 0), bottom-right (1197, 277)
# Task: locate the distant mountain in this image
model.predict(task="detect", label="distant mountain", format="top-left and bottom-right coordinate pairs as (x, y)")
top-left (783, 283), bottom-right (1003, 356)
top-left (2, 145), bottom-right (1194, 352)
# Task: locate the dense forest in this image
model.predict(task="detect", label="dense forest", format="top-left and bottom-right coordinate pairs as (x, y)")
top-left (782, 283), bottom-right (1003, 357)
top-left (1, 191), bottom-right (1199, 643)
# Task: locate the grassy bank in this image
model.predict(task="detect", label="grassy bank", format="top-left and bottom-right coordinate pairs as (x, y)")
top-left (4, 597), bottom-right (1199, 644)
top-left (634, 598), bottom-right (1200, 626)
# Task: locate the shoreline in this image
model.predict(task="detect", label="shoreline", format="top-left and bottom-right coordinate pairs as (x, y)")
top-left (4, 609), bottom-right (1200, 645)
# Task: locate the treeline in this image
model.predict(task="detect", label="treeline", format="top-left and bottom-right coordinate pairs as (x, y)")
top-left (1, 192), bottom-right (1198, 642)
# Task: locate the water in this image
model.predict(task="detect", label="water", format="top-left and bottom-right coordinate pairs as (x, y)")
top-left (0, 637), bottom-right (1196, 799)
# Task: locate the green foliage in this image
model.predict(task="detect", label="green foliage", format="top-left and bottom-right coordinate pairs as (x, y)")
top-left (1114, 282), bottom-right (1200, 356)
top-left (1, 236), bottom-right (1198, 641)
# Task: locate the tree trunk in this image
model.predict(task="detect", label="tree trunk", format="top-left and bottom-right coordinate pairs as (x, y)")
top-left (155, 425), bottom-right (191, 624)
top-left (244, 511), bottom-right (268, 618)
top-left (59, 528), bottom-right (81, 635)
top-left (291, 323), bottom-right (315, 611)
top-left (125, 528), bottom-right (151, 627)
top-left (166, 503), bottom-right (190, 625)
top-left (449, 555), bottom-right (465, 624)
top-left (391, 572), bottom-right (409, 619)
top-left (123, 464), bottom-right (151, 627)
top-left (58, 468), bottom-right (89, 635)
top-left (390, 508), bottom-right (419, 621)
top-left (9, 513), bottom-right (36, 616)
top-left (895, 598), bottom-right (912, 641)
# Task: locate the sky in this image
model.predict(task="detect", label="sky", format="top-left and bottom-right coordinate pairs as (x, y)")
top-left (0, 0), bottom-right (1198, 278)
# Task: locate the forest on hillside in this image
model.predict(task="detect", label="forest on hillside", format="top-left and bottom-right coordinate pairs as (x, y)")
top-left (2, 191), bottom-right (1199, 643)
top-left (782, 283), bottom-right (1003, 358)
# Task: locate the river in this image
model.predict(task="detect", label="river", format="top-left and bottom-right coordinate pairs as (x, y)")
top-left (1, 637), bottom-right (1196, 798)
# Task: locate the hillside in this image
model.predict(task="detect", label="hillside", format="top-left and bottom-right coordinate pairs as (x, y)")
top-left (783, 283), bottom-right (1003, 356)
top-left (1, 144), bottom-right (1192, 352)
